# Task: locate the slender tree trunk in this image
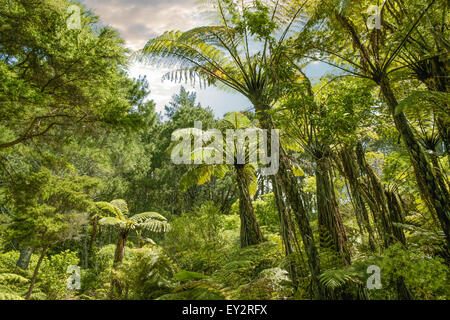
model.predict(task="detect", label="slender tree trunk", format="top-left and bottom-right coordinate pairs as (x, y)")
top-left (88, 217), bottom-right (98, 250)
top-left (271, 174), bottom-right (300, 288)
top-left (25, 245), bottom-right (48, 300)
top-left (235, 164), bottom-right (264, 248)
top-left (430, 152), bottom-right (450, 195)
top-left (379, 76), bottom-right (450, 249)
top-left (114, 230), bottom-right (128, 265)
top-left (255, 107), bottom-right (323, 299)
top-left (385, 190), bottom-right (407, 245)
top-left (339, 147), bottom-right (376, 251)
top-left (277, 149), bottom-right (323, 299)
top-left (356, 143), bottom-right (413, 299)
top-left (422, 56), bottom-right (450, 153)
top-left (16, 247), bottom-right (33, 270)
top-left (396, 276), bottom-right (414, 300)
top-left (356, 142), bottom-right (394, 248)
top-left (316, 154), bottom-right (351, 265)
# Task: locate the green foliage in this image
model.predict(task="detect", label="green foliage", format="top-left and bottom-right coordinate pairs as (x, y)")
top-left (0, 0), bottom-right (448, 302)
top-left (377, 244), bottom-right (449, 300)
top-left (158, 280), bottom-right (226, 300)
top-left (173, 270), bottom-right (209, 282)
top-left (111, 247), bottom-right (178, 300)
top-left (39, 250), bottom-right (79, 299)
top-left (163, 202), bottom-right (228, 273)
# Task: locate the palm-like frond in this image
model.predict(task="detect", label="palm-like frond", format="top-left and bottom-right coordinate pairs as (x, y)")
top-left (94, 201), bottom-right (124, 220)
top-left (223, 111), bottom-right (252, 129)
top-left (138, 220), bottom-right (171, 233)
top-left (319, 268), bottom-right (361, 290)
top-left (240, 163), bottom-right (258, 197)
top-left (99, 216), bottom-right (126, 228)
top-left (0, 273), bottom-right (28, 284)
top-left (0, 291), bottom-right (24, 300)
top-left (110, 199), bottom-right (129, 217)
top-left (130, 212), bottom-right (168, 223)
top-left (180, 165), bottom-right (216, 192)
top-left (138, 30), bottom-right (245, 92)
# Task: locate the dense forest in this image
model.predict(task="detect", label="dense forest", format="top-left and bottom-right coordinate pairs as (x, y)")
top-left (0, 0), bottom-right (448, 301)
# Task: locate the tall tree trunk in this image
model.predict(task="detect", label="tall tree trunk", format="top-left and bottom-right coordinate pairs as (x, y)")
top-left (255, 106), bottom-right (323, 299)
top-left (88, 217), bottom-right (98, 250)
top-left (356, 144), bottom-right (413, 299)
top-left (316, 154), bottom-right (351, 265)
top-left (16, 247), bottom-right (33, 270)
top-left (422, 56), bottom-right (450, 153)
top-left (379, 76), bottom-right (450, 249)
top-left (235, 165), bottom-right (264, 248)
top-left (356, 142), bottom-right (396, 248)
top-left (114, 230), bottom-right (128, 265)
top-left (271, 174), bottom-right (300, 288)
top-left (25, 245), bottom-right (48, 300)
top-left (278, 148), bottom-right (323, 299)
top-left (385, 190), bottom-right (407, 245)
top-left (339, 147), bottom-right (376, 251)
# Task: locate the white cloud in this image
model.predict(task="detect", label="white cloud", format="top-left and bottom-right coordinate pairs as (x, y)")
top-left (82, 0), bottom-right (252, 116)
top-left (84, 0), bottom-right (202, 50)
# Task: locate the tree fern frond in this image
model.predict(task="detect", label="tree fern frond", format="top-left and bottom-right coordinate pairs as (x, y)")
top-left (138, 220), bottom-right (171, 233)
top-left (223, 111), bottom-right (252, 129)
top-left (94, 202), bottom-right (124, 220)
top-left (0, 273), bottom-right (28, 284)
top-left (0, 291), bottom-right (24, 300)
top-left (99, 217), bottom-right (126, 228)
top-left (110, 199), bottom-right (129, 216)
top-left (319, 268), bottom-right (361, 290)
top-left (241, 164), bottom-right (258, 197)
top-left (180, 165), bottom-right (215, 191)
top-left (130, 212), bottom-right (168, 223)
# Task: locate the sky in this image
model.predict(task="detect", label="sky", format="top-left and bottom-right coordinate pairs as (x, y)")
top-left (82, 0), bottom-right (331, 118)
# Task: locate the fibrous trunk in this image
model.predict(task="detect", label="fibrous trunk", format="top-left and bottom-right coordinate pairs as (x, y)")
top-left (235, 164), bottom-right (264, 248)
top-left (316, 154), bottom-right (351, 265)
top-left (379, 76), bottom-right (450, 249)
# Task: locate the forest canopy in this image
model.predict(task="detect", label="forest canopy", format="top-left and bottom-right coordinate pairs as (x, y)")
top-left (0, 0), bottom-right (448, 301)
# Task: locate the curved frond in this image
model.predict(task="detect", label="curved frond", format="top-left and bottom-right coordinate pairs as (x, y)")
top-left (130, 212), bottom-right (168, 223)
top-left (94, 202), bottom-right (125, 220)
top-left (99, 217), bottom-right (126, 228)
top-left (223, 111), bottom-right (252, 129)
top-left (110, 199), bottom-right (129, 217)
top-left (137, 29), bottom-right (246, 93)
top-left (0, 273), bottom-right (28, 284)
top-left (138, 220), bottom-right (171, 233)
top-left (180, 165), bottom-right (216, 191)
top-left (241, 164), bottom-right (258, 197)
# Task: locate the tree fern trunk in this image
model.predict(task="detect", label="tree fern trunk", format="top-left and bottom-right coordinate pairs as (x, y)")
top-left (356, 142), bottom-right (394, 248)
top-left (339, 147), bottom-right (376, 251)
top-left (379, 76), bottom-right (450, 249)
top-left (255, 107), bottom-right (323, 299)
top-left (271, 174), bottom-right (300, 288)
top-left (88, 217), bottom-right (98, 250)
top-left (316, 155), bottom-right (351, 265)
top-left (114, 230), bottom-right (128, 265)
top-left (235, 164), bottom-right (264, 248)
top-left (278, 148), bottom-right (323, 299)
